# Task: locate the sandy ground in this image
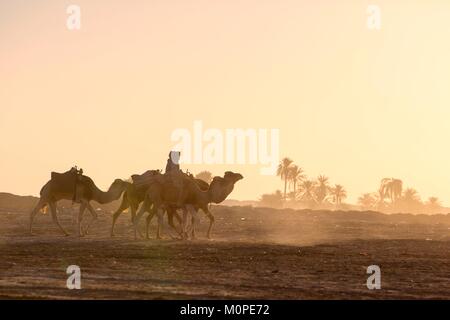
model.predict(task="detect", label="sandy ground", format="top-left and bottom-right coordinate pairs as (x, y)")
top-left (0, 206), bottom-right (449, 299)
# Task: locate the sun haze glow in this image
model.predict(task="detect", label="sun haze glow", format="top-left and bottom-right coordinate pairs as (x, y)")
top-left (1, 0), bottom-right (450, 205)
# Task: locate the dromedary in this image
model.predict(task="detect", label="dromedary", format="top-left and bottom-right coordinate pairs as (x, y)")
top-left (111, 171), bottom-right (210, 238)
top-left (30, 170), bottom-right (127, 236)
top-left (143, 177), bottom-right (210, 240)
top-left (110, 170), bottom-right (162, 237)
top-left (134, 171), bottom-right (243, 240)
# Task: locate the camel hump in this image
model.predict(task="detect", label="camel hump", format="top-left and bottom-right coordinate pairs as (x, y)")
top-left (50, 171), bottom-right (60, 180)
top-left (195, 178), bottom-right (209, 191)
top-left (51, 170), bottom-right (76, 181)
top-left (132, 170), bottom-right (161, 188)
top-left (212, 176), bottom-right (224, 183)
top-left (49, 170), bottom-right (80, 194)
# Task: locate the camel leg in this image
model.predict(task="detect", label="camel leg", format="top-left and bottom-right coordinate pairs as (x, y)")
top-left (133, 200), bottom-right (150, 240)
top-left (173, 210), bottom-right (182, 224)
top-left (187, 205), bottom-right (200, 240)
top-left (130, 202), bottom-right (137, 224)
top-left (180, 206), bottom-right (191, 240)
top-left (156, 208), bottom-right (164, 240)
top-left (29, 198), bottom-right (46, 235)
top-left (130, 203), bottom-right (144, 238)
top-left (190, 208), bottom-right (201, 240)
top-left (83, 203), bottom-right (98, 235)
top-left (183, 205), bottom-right (194, 239)
top-left (49, 201), bottom-right (68, 236)
top-left (191, 216), bottom-right (196, 239)
top-left (145, 206), bottom-right (157, 239)
top-left (203, 207), bottom-right (215, 239)
top-left (111, 196), bottom-right (129, 237)
top-left (77, 202), bottom-right (87, 237)
top-left (167, 209), bottom-right (183, 237)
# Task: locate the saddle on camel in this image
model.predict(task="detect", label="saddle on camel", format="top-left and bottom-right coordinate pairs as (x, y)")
top-left (130, 169), bottom-right (190, 196)
top-left (50, 166), bottom-right (84, 202)
top-left (131, 151), bottom-right (186, 203)
top-left (131, 170), bottom-right (163, 190)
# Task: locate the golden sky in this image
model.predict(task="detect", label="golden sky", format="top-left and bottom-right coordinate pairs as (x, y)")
top-left (1, 0), bottom-right (450, 205)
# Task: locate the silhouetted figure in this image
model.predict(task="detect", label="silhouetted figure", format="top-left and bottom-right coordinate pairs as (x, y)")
top-left (70, 166), bottom-right (84, 203)
top-left (165, 151), bottom-right (180, 173)
top-left (165, 151), bottom-right (184, 205)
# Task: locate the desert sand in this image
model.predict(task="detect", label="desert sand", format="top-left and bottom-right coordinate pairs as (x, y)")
top-left (0, 206), bottom-right (449, 299)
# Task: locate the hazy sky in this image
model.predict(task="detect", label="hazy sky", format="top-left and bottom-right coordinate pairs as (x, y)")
top-left (1, 0), bottom-right (450, 205)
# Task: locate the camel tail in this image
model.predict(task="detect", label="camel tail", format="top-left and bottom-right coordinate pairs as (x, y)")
top-left (40, 205), bottom-right (48, 215)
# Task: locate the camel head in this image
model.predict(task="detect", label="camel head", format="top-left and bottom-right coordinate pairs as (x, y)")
top-left (224, 171), bottom-right (244, 183)
top-left (103, 178), bottom-right (128, 202)
top-left (208, 171), bottom-right (243, 204)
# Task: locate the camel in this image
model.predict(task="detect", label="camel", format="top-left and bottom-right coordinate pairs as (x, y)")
top-left (30, 169), bottom-right (127, 236)
top-left (110, 170), bottom-right (162, 237)
top-left (112, 171), bottom-right (211, 239)
top-left (379, 178), bottom-right (403, 204)
top-left (134, 171), bottom-right (243, 240)
top-left (110, 169), bottom-right (211, 239)
top-left (143, 177), bottom-right (210, 240)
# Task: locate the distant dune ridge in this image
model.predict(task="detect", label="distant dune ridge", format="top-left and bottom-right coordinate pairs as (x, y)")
top-left (0, 193), bottom-right (39, 213)
top-left (1, 192), bottom-right (448, 216)
top-left (0, 192), bottom-right (121, 213)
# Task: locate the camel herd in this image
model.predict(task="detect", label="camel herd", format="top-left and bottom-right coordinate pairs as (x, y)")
top-left (29, 169), bottom-right (243, 240)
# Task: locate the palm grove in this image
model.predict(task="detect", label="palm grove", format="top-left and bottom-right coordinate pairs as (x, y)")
top-left (259, 157), bottom-right (444, 214)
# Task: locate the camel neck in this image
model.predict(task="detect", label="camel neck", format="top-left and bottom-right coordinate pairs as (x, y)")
top-left (208, 181), bottom-right (234, 204)
top-left (92, 182), bottom-right (122, 204)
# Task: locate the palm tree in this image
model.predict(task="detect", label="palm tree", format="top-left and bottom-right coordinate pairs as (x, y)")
top-left (195, 170), bottom-right (213, 184)
top-left (426, 197), bottom-right (441, 213)
top-left (297, 179), bottom-right (317, 203)
top-left (399, 188), bottom-right (422, 213)
top-left (315, 175), bottom-right (330, 204)
top-left (358, 193), bottom-right (377, 210)
top-left (277, 157), bottom-right (293, 200)
top-left (427, 197), bottom-right (441, 207)
top-left (331, 184), bottom-right (347, 207)
top-left (287, 165), bottom-right (305, 200)
top-left (402, 188), bottom-right (420, 203)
